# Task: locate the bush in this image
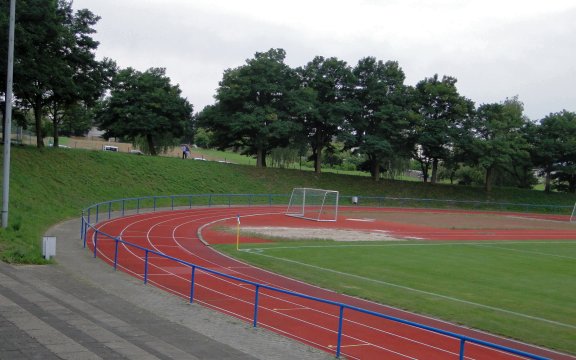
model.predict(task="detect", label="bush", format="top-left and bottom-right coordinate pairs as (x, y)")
top-left (455, 166), bottom-right (484, 186)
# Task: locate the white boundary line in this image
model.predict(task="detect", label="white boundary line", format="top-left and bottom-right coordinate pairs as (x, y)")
top-left (242, 240), bottom-right (576, 252)
top-left (467, 243), bottom-right (576, 260)
top-left (242, 250), bottom-right (576, 330)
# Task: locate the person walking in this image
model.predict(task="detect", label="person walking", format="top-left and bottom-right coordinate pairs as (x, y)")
top-left (181, 144), bottom-right (190, 159)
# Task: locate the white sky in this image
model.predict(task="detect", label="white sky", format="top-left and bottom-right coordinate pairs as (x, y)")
top-left (71, 0), bottom-right (576, 120)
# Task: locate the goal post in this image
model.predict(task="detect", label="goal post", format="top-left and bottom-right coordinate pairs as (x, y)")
top-left (285, 188), bottom-right (339, 222)
top-left (571, 202), bottom-right (576, 223)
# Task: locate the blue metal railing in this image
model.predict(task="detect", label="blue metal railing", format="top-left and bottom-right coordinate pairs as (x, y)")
top-left (80, 194), bottom-right (562, 360)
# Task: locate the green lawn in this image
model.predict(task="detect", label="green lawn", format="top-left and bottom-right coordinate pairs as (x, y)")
top-left (215, 239), bottom-right (576, 355)
top-left (192, 147), bottom-right (422, 180)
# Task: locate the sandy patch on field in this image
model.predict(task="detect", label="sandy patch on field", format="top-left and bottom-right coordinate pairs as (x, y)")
top-left (240, 226), bottom-right (404, 241)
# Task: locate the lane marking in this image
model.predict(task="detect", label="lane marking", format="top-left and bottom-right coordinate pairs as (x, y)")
top-left (328, 343), bottom-right (370, 349)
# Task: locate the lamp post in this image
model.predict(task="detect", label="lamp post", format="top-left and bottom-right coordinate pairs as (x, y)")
top-left (2, 0), bottom-right (16, 228)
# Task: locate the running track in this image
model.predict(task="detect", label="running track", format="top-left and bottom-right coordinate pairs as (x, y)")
top-left (86, 206), bottom-right (576, 360)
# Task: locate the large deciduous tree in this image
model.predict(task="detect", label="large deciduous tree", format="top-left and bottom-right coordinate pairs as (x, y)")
top-left (96, 67), bottom-right (193, 155)
top-left (297, 56), bottom-right (354, 173)
top-left (346, 57), bottom-right (415, 181)
top-left (0, 0), bottom-right (114, 147)
top-left (469, 97), bottom-right (531, 192)
top-left (413, 74), bottom-right (474, 183)
top-left (1, 0), bottom-right (62, 146)
top-left (532, 110), bottom-right (576, 192)
top-left (47, 4), bottom-right (116, 147)
top-left (198, 48), bottom-right (299, 167)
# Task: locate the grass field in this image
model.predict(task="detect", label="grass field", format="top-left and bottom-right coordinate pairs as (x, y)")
top-left (215, 238), bottom-right (576, 355)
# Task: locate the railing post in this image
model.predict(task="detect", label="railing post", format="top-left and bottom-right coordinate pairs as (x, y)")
top-left (153, 197), bottom-right (157, 211)
top-left (96, 204), bottom-right (99, 223)
top-left (189, 195), bottom-right (193, 209)
top-left (253, 285), bottom-right (260, 327)
top-left (80, 211), bottom-right (84, 239)
top-left (459, 339), bottom-right (466, 360)
top-left (171, 196), bottom-right (174, 210)
top-left (83, 223), bottom-right (88, 248)
top-left (114, 238), bottom-right (119, 270)
top-left (209, 194), bottom-right (212, 207)
top-left (87, 207), bottom-right (91, 227)
top-left (189, 266), bottom-right (196, 303)
top-left (108, 202), bottom-right (112, 219)
top-left (121, 199), bottom-right (125, 216)
top-left (336, 305), bottom-right (344, 358)
top-left (137, 198), bottom-right (140, 214)
top-left (144, 250), bottom-right (149, 284)
top-left (93, 231), bottom-right (98, 258)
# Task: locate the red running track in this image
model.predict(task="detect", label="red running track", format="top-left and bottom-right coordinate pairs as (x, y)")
top-left (86, 206), bottom-right (576, 360)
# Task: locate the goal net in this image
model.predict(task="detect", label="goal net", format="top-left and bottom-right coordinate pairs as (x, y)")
top-left (571, 202), bottom-right (576, 223)
top-left (286, 188), bottom-right (339, 222)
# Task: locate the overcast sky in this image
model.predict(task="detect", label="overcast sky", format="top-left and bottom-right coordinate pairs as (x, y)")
top-left (71, 0), bottom-right (576, 120)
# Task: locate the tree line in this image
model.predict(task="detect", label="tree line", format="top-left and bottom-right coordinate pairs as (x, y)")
top-left (198, 48), bottom-right (576, 193)
top-left (1, 3), bottom-right (575, 193)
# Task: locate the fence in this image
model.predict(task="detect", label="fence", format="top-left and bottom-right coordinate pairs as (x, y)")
top-left (81, 194), bottom-right (559, 360)
top-left (345, 195), bottom-right (572, 214)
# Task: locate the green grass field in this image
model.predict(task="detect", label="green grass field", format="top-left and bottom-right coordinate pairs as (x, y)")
top-left (215, 239), bottom-right (576, 355)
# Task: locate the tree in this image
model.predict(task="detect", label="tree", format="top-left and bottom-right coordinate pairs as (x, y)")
top-left (297, 56), bottom-right (354, 173)
top-left (59, 103), bottom-right (93, 136)
top-left (346, 57), bottom-right (415, 181)
top-left (0, 0), bottom-right (60, 146)
top-left (47, 4), bottom-right (116, 147)
top-left (96, 67), bottom-right (193, 155)
top-left (0, 0), bottom-right (113, 147)
top-left (193, 127), bottom-right (213, 149)
top-left (198, 49), bottom-right (299, 167)
top-left (469, 97), bottom-right (531, 192)
top-left (531, 110), bottom-right (576, 192)
top-left (413, 75), bottom-right (475, 183)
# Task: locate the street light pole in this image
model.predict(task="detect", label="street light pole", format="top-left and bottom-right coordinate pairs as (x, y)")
top-left (2, 0), bottom-right (16, 228)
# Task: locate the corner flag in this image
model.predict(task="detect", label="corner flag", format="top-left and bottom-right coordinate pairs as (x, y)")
top-left (236, 214), bottom-right (241, 250)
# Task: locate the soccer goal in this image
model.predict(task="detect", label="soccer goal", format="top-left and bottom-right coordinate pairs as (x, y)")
top-left (571, 202), bottom-right (576, 223)
top-left (285, 188), bottom-right (339, 222)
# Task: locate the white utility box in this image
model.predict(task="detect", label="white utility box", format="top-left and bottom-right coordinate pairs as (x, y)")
top-left (42, 236), bottom-right (56, 260)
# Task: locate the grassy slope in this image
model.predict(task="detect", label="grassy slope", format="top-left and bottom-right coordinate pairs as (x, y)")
top-left (1, 145), bottom-right (575, 264)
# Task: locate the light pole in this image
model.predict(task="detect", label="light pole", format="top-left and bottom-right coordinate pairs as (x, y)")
top-left (2, 0), bottom-right (16, 228)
